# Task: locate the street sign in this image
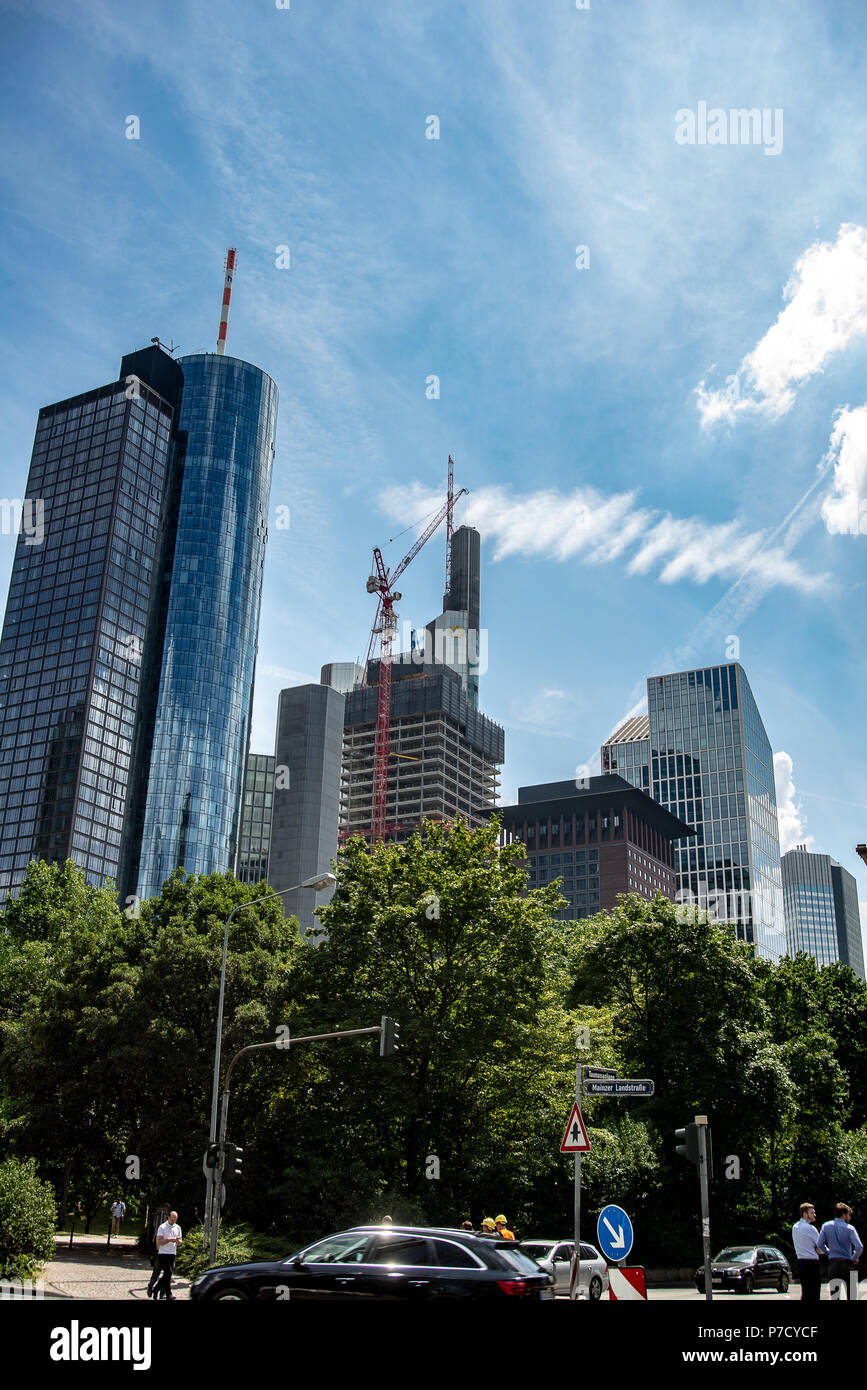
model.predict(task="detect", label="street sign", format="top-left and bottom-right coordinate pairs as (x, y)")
top-left (586, 1079), bottom-right (655, 1096)
top-left (609, 1266), bottom-right (647, 1300)
top-left (597, 1203), bottom-right (634, 1262)
top-left (559, 1102), bottom-right (591, 1153)
top-left (585, 1066), bottom-right (617, 1080)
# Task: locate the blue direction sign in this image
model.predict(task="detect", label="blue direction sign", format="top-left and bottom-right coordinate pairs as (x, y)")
top-left (597, 1204), bottom-right (634, 1262)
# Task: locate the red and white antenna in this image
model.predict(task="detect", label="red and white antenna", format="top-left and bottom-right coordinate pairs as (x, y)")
top-left (216, 248), bottom-right (237, 355)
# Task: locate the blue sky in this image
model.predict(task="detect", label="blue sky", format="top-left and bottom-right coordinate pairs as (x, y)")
top-left (2, 0), bottom-right (866, 940)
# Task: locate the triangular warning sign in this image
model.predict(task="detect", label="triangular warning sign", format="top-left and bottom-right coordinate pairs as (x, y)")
top-left (560, 1101), bottom-right (591, 1153)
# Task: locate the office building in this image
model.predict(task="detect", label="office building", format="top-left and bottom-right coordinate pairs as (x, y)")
top-left (0, 343), bottom-right (277, 905)
top-left (268, 682), bottom-right (344, 931)
top-left (602, 663), bottom-right (784, 958)
top-left (236, 753), bottom-right (275, 885)
top-left (497, 774), bottom-right (692, 920)
top-left (321, 662), bottom-right (364, 695)
top-left (782, 846), bottom-right (865, 979)
top-left (340, 658), bottom-right (502, 843)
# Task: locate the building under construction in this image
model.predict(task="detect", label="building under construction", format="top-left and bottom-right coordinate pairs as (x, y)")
top-left (336, 523), bottom-right (503, 844)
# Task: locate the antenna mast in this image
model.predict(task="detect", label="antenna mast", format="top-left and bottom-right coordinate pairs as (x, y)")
top-left (444, 454), bottom-right (455, 603)
top-left (216, 248), bottom-right (237, 355)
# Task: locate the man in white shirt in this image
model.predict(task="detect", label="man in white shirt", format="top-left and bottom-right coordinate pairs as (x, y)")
top-left (147, 1211), bottom-right (183, 1300)
top-left (110, 1199), bottom-right (126, 1236)
top-left (792, 1201), bottom-right (820, 1302)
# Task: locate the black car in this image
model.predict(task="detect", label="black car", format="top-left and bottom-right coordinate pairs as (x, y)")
top-left (191, 1226), bottom-right (556, 1301)
top-left (695, 1245), bottom-right (792, 1295)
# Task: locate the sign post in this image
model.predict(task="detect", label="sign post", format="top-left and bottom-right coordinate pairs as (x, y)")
top-left (696, 1114), bottom-right (713, 1303)
top-left (560, 1080), bottom-right (592, 1300)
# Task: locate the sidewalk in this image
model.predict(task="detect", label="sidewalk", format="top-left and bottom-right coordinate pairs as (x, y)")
top-left (41, 1233), bottom-right (191, 1301)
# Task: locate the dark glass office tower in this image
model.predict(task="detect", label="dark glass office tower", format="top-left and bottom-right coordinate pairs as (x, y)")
top-left (0, 348), bottom-right (183, 901)
top-left (602, 663), bottom-right (784, 959)
top-left (134, 354), bottom-right (277, 900)
top-left (0, 345), bottom-right (277, 906)
top-left (782, 847), bottom-right (865, 980)
top-left (236, 752), bottom-right (276, 885)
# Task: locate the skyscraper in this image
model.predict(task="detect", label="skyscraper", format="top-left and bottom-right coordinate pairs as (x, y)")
top-left (132, 353), bottom-right (277, 900)
top-left (602, 663), bottom-right (784, 958)
top-left (782, 846), bottom-right (865, 979)
top-left (0, 343), bottom-right (277, 905)
top-left (268, 682), bottom-right (344, 931)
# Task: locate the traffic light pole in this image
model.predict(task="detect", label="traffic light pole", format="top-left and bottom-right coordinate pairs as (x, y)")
top-left (696, 1114), bottom-right (713, 1303)
top-left (207, 1023), bottom-right (386, 1265)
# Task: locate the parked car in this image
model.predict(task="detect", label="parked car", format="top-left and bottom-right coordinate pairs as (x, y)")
top-left (190, 1225), bottom-right (556, 1301)
top-left (695, 1245), bottom-right (792, 1295)
top-left (521, 1239), bottom-right (609, 1299)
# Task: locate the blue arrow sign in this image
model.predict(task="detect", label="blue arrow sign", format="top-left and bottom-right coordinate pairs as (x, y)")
top-left (597, 1203), bottom-right (634, 1262)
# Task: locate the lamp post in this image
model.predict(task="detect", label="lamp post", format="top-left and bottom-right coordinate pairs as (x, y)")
top-left (203, 871), bottom-right (336, 1247)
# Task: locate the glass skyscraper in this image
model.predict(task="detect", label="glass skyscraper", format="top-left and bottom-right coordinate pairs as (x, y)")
top-left (0, 344), bottom-right (277, 906)
top-left (782, 847), bottom-right (865, 979)
top-left (134, 354), bottom-right (277, 900)
top-left (602, 663), bottom-right (785, 959)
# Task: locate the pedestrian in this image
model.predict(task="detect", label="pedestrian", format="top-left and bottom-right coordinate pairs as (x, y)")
top-left (817, 1202), bottom-right (863, 1299)
top-left (380, 1215), bottom-right (393, 1225)
top-left (147, 1210), bottom-right (183, 1300)
top-left (791, 1201), bottom-right (820, 1303)
top-left (479, 1218), bottom-right (497, 1237)
top-left (460, 1220), bottom-right (474, 1233)
top-left (495, 1214), bottom-right (515, 1240)
top-left (109, 1198), bottom-right (127, 1237)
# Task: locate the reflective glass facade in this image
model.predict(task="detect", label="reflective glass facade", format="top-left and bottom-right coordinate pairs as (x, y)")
top-left (0, 368), bottom-right (180, 901)
top-left (783, 848), bottom-right (865, 979)
top-left (135, 355), bottom-right (277, 900)
top-left (603, 664), bottom-right (784, 958)
top-left (236, 752), bottom-right (275, 885)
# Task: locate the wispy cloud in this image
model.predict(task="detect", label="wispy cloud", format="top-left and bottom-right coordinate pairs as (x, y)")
top-left (774, 751), bottom-right (813, 854)
top-left (696, 224), bottom-right (867, 428)
top-left (821, 404), bottom-right (867, 535)
top-left (383, 482), bottom-right (831, 597)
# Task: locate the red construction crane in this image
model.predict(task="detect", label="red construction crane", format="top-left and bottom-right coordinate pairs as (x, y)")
top-left (363, 482), bottom-right (468, 844)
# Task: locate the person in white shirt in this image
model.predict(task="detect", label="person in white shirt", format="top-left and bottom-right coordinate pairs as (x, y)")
top-left (792, 1201), bottom-right (820, 1302)
top-left (110, 1199), bottom-right (126, 1236)
top-left (147, 1211), bottom-right (183, 1300)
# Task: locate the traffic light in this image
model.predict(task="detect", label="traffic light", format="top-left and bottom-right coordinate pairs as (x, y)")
top-left (206, 1142), bottom-right (222, 1170)
top-left (224, 1143), bottom-right (244, 1178)
top-left (675, 1124), bottom-right (700, 1164)
top-left (380, 1015), bottom-right (400, 1057)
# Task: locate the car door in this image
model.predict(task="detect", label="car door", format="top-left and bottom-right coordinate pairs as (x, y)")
top-left (264, 1231), bottom-right (373, 1300)
top-left (353, 1233), bottom-right (439, 1300)
top-left (755, 1249), bottom-right (774, 1287)
top-left (552, 1243), bottom-right (574, 1293)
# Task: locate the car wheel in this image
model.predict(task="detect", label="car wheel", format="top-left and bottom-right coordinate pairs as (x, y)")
top-left (210, 1285), bottom-right (249, 1301)
top-left (778, 1272), bottom-right (789, 1293)
top-left (589, 1276), bottom-right (603, 1300)
top-left (739, 1275), bottom-right (753, 1295)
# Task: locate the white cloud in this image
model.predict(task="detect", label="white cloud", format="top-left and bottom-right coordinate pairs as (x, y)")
top-left (774, 751), bottom-right (814, 854)
top-left (382, 483), bottom-right (831, 597)
top-left (697, 224), bottom-right (867, 428)
top-left (820, 405), bottom-right (867, 535)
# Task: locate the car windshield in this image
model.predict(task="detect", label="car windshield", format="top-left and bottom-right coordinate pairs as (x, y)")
top-left (288, 1233), bottom-right (370, 1265)
top-left (714, 1248), bottom-right (756, 1264)
top-left (521, 1243), bottom-right (556, 1258)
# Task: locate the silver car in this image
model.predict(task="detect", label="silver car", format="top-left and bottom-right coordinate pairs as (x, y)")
top-left (521, 1240), bottom-right (609, 1299)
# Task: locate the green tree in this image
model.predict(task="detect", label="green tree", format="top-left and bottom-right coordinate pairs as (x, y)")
top-left (0, 1156), bottom-right (56, 1280)
top-left (282, 817), bottom-right (573, 1234)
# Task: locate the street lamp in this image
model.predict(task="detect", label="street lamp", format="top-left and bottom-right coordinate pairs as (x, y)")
top-left (204, 871), bottom-right (337, 1242)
